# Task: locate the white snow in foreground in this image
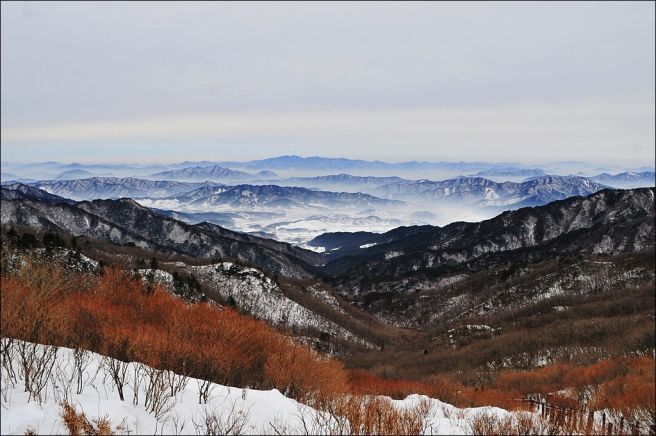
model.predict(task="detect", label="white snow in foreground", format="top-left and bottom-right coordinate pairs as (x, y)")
top-left (1, 339), bottom-right (519, 435)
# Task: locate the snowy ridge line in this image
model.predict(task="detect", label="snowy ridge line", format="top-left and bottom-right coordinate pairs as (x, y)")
top-left (1, 339), bottom-right (525, 435)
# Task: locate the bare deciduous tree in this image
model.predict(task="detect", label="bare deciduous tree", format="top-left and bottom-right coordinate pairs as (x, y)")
top-left (198, 379), bottom-right (215, 405)
top-left (103, 356), bottom-right (129, 401)
top-left (191, 399), bottom-right (251, 436)
top-left (144, 367), bottom-right (174, 420)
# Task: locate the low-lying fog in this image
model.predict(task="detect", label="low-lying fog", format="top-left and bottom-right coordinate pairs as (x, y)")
top-left (135, 196), bottom-right (496, 249)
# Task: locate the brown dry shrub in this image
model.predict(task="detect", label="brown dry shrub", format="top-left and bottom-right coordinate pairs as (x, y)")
top-left (59, 400), bottom-right (116, 435)
top-left (467, 411), bottom-right (514, 436)
top-left (2, 262), bottom-right (350, 402)
top-left (467, 410), bottom-right (552, 436)
top-left (264, 343), bottom-right (348, 401)
top-left (424, 374), bottom-right (463, 406)
top-left (307, 394), bottom-right (432, 435)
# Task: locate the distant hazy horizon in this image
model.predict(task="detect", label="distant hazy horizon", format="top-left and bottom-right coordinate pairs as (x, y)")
top-left (2, 154), bottom-right (654, 170)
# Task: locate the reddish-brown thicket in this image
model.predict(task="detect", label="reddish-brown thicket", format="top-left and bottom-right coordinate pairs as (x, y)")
top-left (1, 262), bottom-right (347, 401)
top-left (492, 356), bottom-right (656, 418)
top-left (348, 368), bottom-right (426, 399)
top-left (347, 368), bottom-right (525, 410)
top-left (1, 257), bottom-right (653, 418)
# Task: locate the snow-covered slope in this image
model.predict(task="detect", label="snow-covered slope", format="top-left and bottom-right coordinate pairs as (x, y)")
top-left (1, 183), bottom-right (74, 204)
top-left (591, 171), bottom-right (655, 188)
top-left (374, 175), bottom-right (608, 208)
top-left (143, 184), bottom-right (403, 210)
top-left (0, 339), bottom-right (320, 435)
top-left (32, 177), bottom-right (217, 201)
top-left (0, 193), bottom-right (323, 279)
top-left (0, 339), bottom-right (520, 435)
top-left (135, 263), bottom-right (370, 347)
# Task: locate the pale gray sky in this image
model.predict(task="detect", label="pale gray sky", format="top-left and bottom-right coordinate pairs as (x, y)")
top-left (1, 1), bottom-right (654, 165)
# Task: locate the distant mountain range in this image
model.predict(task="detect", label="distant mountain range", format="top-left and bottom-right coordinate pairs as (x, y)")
top-left (373, 175), bottom-right (608, 208)
top-left (156, 184), bottom-right (405, 209)
top-left (9, 173), bottom-right (622, 213)
top-left (279, 174), bottom-right (410, 193)
top-left (55, 169), bottom-right (96, 180)
top-left (4, 157), bottom-right (653, 183)
top-left (590, 171), bottom-right (655, 189)
top-left (31, 177), bottom-right (220, 201)
top-left (150, 165), bottom-right (278, 181)
top-left (472, 168), bottom-right (546, 178)
top-left (0, 172), bottom-right (21, 182)
top-left (218, 155), bottom-right (654, 175)
top-left (219, 155), bottom-right (531, 172)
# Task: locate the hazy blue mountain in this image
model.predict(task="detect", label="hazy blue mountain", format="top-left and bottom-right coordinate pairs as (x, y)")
top-left (150, 165), bottom-right (277, 181)
top-left (374, 175), bottom-right (608, 208)
top-left (219, 155), bottom-right (529, 172)
top-left (32, 177), bottom-right (218, 201)
top-left (55, 169), bottom-right (95, 180)
top-left (591, 171), bottom-right (655, 188)
top-left (473, 168), bottom-right (546, 178)
top-left (0, 172), bottom-right (21, 182)
top-left (279, 173), bottom-right (411, 193)
top-left (164, 184), bottom-right (404, 209)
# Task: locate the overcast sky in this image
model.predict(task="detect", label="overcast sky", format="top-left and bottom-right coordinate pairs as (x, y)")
top-left (1, 1), bottom-right (654, 165)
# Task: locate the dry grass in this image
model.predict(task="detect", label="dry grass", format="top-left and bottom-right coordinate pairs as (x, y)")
top-left (59, 400), bottom-right (121, 435)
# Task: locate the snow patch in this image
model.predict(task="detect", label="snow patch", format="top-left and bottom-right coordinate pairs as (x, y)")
top-left (384, 251), bottom-right (403, 260)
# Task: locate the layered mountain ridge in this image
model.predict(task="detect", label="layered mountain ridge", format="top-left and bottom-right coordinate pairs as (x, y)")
top-left (316, 188), bottom-right (655, 281)
top-left (373, 175), bottom-right (609, 208)
top-left (2, 182), bottom-right (654, 358)
top-left (32, 177), bottom-right (219, 201)
top-left (0, 186), bottom-right (322, 279)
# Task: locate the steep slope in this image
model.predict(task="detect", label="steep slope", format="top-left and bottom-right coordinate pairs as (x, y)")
top-left (1, 189), bottom-right (323, 279)
top-left (0, 182), bottom-right (75, 204)
top-left (309, 226), bottom-right (434, 254)
top-left (135, 263), bottom-right (370, 347)
top-left (321, 188), bottom-right (655, 285)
